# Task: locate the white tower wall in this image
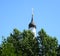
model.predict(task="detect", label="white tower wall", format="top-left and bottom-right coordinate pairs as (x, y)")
top-left (29, 27), bottom-right (36, 37)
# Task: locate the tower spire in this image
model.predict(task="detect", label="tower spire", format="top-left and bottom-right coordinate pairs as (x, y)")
top-left (32, 8), bottom-right (34, 16)
top-left (29, 8), bottom-right (36, 28)
top-left (28, 9), bottom-right (36, 37)
top-left (31, 8), bottom-right (34, 23)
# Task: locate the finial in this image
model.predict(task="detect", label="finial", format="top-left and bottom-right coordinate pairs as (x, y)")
top-left (31, 8), bottom-right (34, 22)
top-left (32, 8), bottom-right (34, 16)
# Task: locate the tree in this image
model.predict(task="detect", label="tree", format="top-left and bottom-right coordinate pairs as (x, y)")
top-left (37, 29), bottom-right (58, 56)
top-left (19, 30), bottom-right (39, 56)
top-left (57, 45), bottom-right (60, 56)
top-left (1, 28), bottom-right (39, 56)
top-left (1, 42), bottom-right (16, 56)
top-left (0, 46), bottom-right (2, 56)
top-left (0, 28), bottom-right (58, 56)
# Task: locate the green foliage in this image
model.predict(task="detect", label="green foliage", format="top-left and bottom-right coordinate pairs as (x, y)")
top-left (38, 29), bottom-right (58, 56)
top-left (0, 29), bottom-right (39, 56)
top-left (57, 45), bottom-right (60, 56)
top-left (0, 28), bottom-right (59, 56)
top-left (1, 42), bottom-right (16, 56)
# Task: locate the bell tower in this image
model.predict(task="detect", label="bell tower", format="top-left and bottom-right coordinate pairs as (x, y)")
top-left (28, 9), bottom-right (36, 37)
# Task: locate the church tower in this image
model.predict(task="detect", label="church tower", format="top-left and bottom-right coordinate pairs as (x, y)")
top-left (28, 9), bottom-right (36, 37)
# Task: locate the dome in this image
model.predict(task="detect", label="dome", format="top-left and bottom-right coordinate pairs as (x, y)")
top-left (29, 15), bottom-right (36, 28)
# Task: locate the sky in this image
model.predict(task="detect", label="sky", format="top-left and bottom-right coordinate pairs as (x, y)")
top-left (0, 0), bottom-right (60, 44)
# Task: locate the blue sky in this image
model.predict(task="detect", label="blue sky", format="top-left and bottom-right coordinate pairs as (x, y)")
top-left (0, 0), bottom-right (60, 44)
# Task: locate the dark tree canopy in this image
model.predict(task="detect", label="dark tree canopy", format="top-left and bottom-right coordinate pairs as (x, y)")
top-left (38, 29), bottom-right (58, 56)
top-left (0, 28), bottom-right (59, 56)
